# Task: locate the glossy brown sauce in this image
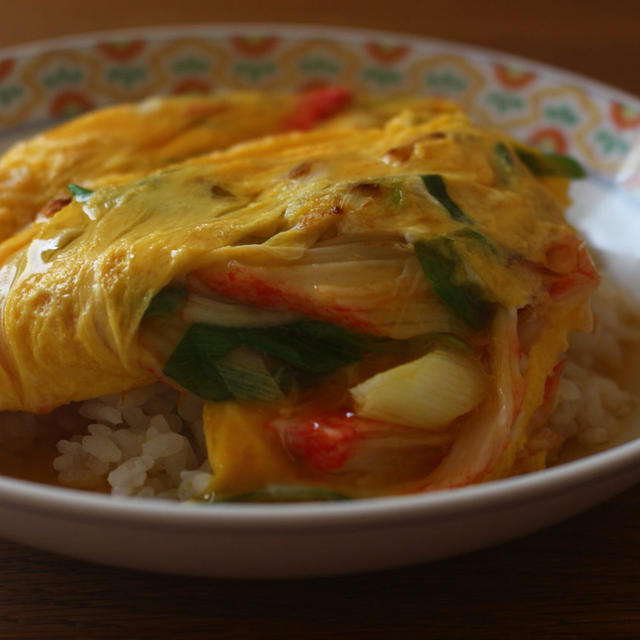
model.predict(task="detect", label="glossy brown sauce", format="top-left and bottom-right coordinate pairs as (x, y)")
top-left (0, 405), bottom-right (92, 487)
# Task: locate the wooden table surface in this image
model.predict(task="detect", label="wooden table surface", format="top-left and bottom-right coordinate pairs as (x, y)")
top-left (1, 1), bottom-right (639, 638)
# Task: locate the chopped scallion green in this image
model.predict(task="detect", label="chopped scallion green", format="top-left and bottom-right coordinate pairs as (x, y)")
top-left (390, 186), bottom-right (403, 205)
top-left (214, 346), bottom-right (283, 403)
top-left (420, 174), bottom-right (473, 223)
top-left (239, 321), bottom-right (367, 375)
top-left (452, 228), bottom-right (498, 255)
top-left (162, 319), bottom-right (382, 402)
top-left (493, 142), bottom-right (516, 184)
top-left (67, 183), bottom-right (94, 201)
top-left (145, 285), bottom-right (186, 317)
top-left (515, 147), bottom-right (586, 178)
top-left (163, 324), bottom-right (235, 402)
top-left (415, 239), bottom-right (493, 330)
top-left (494, 142), bottom-right (515, 169)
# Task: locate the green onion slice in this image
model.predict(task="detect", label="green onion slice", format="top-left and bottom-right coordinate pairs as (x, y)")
top-left (452, 228), bottom-right (498, 255)
top-left (390, 186), bottom-right (403, 205)
top-left (515, 147), bottom-right (586, 178)
top-left (493, 141), bottom-right (517, 184)
top-left (162, 320), bottom-right (384, 402)
top-left (415, 238), bottom-right (493, 330)
top-left (494, 142), bottom-right (515, 169)
top-left (163, 324), bottom-right (237, 402)
top-left (238, 323), bottom-right (358, 375)
top-left (420, 174), bottom-right (473, 223)
top-left (67, 183), bottom-right (94, 201)
top-left (214, 346), bottom-right (284, 403)
top-left (145, 285), bottom-right (186, 317)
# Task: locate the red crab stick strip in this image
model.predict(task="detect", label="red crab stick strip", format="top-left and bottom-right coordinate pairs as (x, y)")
top-left (194, 261), bottom-right (380, 334)
top-left (270, 410), bottom-right (451, 492)
top-left (546, 241), bottom-right (598, 299)
top-left (417, 307), bottom-right (524, 490)
top-left (282, 86), bottom-right (354, 131)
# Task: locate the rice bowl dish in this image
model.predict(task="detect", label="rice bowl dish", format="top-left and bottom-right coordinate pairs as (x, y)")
top-left (0, 85), bottom-right (636, 503)
top-left (0, 25), bottom-right (638, 578)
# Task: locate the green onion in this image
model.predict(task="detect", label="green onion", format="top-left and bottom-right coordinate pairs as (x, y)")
top-left (420, 174), bottom-right (473, 223)
top-left (452, 228), bottom-right (497, 255)
top-left (239, 321), bottom-right (367, 375)
top-left (415, 239), bottom-right (493, 330)
top-left (390, 186), bottom-right (403, 205)
top-left (494, 142), bottom-right (515, 169)
top-left (271, 364), bottom-right (298, 395)
top-left (218, 485), bottom-right (351, 502)
top-left (162, 320), bottom-right (381, 402)
top-left (350, 346), bottom-right (487, 430)
top-left (187, 324), bottom-right (241, 362)
top-left (163, 325), bottom-right (235, 402)
top-left (515, 147), bottom-right (586, 178)
top-left (145, 285), bottom-right (186, 317)
top-left (164, 327), bottom-right (283, 403)
top-left (67, 183), bottom-right (94, 201)
top-left (214, 346), bottom-right (283, 403)
top-left (493, 142), bottom-right (516, 184)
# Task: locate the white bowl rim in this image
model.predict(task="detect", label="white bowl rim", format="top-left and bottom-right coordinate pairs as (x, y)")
top-left (0, 22), bottom-right (638, 109)
top-left (0, 435), bottom-right (638, 532)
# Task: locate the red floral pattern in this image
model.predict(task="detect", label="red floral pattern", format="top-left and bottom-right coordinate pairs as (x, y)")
top-left (365, 42), bottom-right (409, 65)
top-left (172, 77), bottom-right (213, 95)
top-left (494, 64), bottom-right (536, 89)
top-left (0, 59), bottom-right (13, 83)
top-left (231, 36), bottom-right (278, 57)
top-left (96, 41), bottom-right (145, 62)
top-left (49, 91), bottom-right (95, 118)
top-left (527, 127), bottom-right (567, 154)
top-left (610, 102), bottom-right (640, 130)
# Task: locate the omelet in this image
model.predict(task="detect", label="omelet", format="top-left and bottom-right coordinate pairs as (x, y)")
top-left (0, 87), bottom-right (452, 241)
top-left (0, 90), bottom-right (598, 499)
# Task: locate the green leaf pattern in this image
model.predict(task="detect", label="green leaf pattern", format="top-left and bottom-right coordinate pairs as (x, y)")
top-left (233, 60), bottom-right (276, 84)
top-left (594, 129), bottom-right (630, 155)
top-left (362, 67), bottom-right (403, 88)
top-left (485, 91), bottom-right (524, 113)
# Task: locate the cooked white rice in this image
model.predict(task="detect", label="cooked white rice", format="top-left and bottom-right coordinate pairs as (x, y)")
top-left (550, 279), bottom-right (640, 447)
top-left (52, 384), bottom-right (211, 500)
top-left (0, 279), bottom-right (638, 500)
